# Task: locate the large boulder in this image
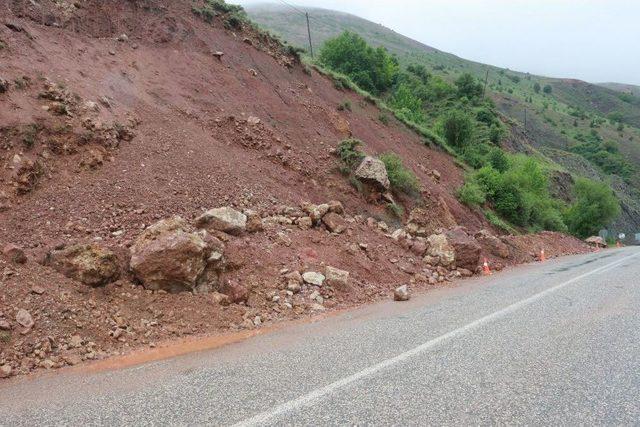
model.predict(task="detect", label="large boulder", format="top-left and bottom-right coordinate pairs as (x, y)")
top-left (355, 156), bottom-right (390, 191)
top-left (445, 227), bottom-right (481, 270)
top-left (195, 207), bottom-right (247, 235)
top-left (425, 234), bottom-right (455, 267)
top-left (130, 216), bottom-right (224, 293)
top-left (475, 229), bottom-right (510, 258)
top-left (322, 212), bottom-right (347, 234)
top-left (46, 244), bottom-right (120, 286)
top-left (585, 236), bottom-right (606, 248)
top-left (324, 266), bottom-right (349, 291)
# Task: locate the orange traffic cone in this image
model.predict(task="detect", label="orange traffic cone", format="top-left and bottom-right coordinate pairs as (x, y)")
top-left (540, 249), bottom-right (546, 262)
top-left (482, 258), bottom-right (492, 275)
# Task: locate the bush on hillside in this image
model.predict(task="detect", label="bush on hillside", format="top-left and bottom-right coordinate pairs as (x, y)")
top-left (563, 178), bottom-right (620, 238)
top-left (337, 138), bottom-right (365, 169)
top-left (379, 153), bottom-right (420, 195)
top-left (543, 84), bottom-right (553, 94)
top-left (319, 32), bottom-right (398, 95)
top-left (455, 73), bottom-right (483, 99)
top-left (390, 83), bottom-right (424, 123)
top-left (440, 110), bottom-right (474, 147)
top-left (457, 179), bottom-right (486, 206)
top-left (533, 82), bottom-right (541, 93)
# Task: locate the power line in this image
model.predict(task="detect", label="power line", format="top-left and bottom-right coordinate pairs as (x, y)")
top-left (275, 0), bottom-right (306, 17)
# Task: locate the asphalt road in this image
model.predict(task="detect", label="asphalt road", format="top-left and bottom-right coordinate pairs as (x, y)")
top-left (2, 247), bottom-right (640, 426)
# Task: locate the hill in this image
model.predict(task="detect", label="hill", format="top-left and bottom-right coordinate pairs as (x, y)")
top-left (0, 0), bottom-right (591, 378)
top-left (598, 82), bottom-right (640, 97)
top-left (246, 3), bottom-right (640, 233)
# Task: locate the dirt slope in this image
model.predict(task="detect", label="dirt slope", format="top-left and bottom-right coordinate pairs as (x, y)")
top-left (0, 0), bottom-right (589, 378)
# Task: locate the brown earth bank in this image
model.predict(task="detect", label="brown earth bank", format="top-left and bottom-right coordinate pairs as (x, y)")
top-left (0, 0), bottom-right (590, 379)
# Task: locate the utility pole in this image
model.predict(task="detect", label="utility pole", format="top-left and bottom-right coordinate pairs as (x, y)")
top-left (482, 68), bottom-right (489, 98)
top-left (305, 12), bottom-right (314, 58)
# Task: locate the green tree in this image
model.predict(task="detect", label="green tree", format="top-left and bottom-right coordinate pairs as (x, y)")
top-left (319, 31), bottom-right (398, 95)
top-left (533, 82), bottom-right (541, 93)
top-left (440, 110), bottom-right (474, 147)
top-left (454, 73), bottom-right (483, 99)
top-left (563, 178), bottom-right (620, 237)
top-left (543, 84), bottom-right (552, 94)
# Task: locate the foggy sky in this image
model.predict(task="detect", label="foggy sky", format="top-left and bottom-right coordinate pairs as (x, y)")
top-left (240, 0), bottom-right (640, 85)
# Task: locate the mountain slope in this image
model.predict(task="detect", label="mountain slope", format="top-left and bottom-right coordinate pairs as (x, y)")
top-left (247, 3), bottom-right (640, 233)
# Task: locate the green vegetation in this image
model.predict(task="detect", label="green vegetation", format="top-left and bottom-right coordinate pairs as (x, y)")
top-left (563, 178), bottom-right (620, 237)
top-left (337, 100), bottom-right (352, 111)
top-left (318, 32), bottom-right (398, 95)
top-left (248, 7), bottom-right (630, 235)
top-left (379, 152), bottom-right (420, 195)
top-left (192, 0), bottom-right (246, 24)
top-left (337, 138), bottom-right (365, 169)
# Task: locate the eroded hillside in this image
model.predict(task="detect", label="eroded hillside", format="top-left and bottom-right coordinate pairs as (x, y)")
top-left (0, 0), bottom-right (589, 378)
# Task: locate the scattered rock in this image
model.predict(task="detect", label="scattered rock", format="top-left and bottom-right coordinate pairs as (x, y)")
top-left (116, 33), bottom-right (128, 42)
top-left (324, 266), bottom-right (349, 291)
top-left (130, 216), bottom-right (223, 293)
top-left (0, 364), bottom-right (12, 378)
top-left (2, 244), bottom-right (27, 264)
top-left (247, 116), bottom-right (260, 125)
top-left (394, 285), bottom-right (410, 301)
top-left (15, 309), bottom-right (34, 329)
top-left (355, 156), bottom-right (390, 191)
top-left (46, 244), bottom-right (120, 286)
top-left (213, 51), bottom-right (224, 60)
top-left (296, 216), bottom-right (313, 230)
top-left (302, 271), bottom-right (325, 286)
top-left (0, 78), bottom-right (9, 93)
top-left (285, 271), bottom-right (303, 293)
top-left (322, 212), bottom-right (347, 234)
top-left (0, 320), bottom-right (11, 330)
top-left (327, 200), bottom-right (344, 214)
top-left (31, 286), bottom-right (45, 295)
top-left (220, 279), bottom-right (248, 303)
top-left (244, 210), bottom-right (263, 233)
top-left (195, 207), bottom-right (247, 235)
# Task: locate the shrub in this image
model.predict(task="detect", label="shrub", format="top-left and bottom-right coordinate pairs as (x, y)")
top-left (543, 84), bottom-right (552, 94)
top-left (440, 110), bottom-right (474, 147)
top-left (563, 178), bottom-right (620, 237)
top-left (533, 82), bottom-right (541, 93)
top-left (337, 100), bottom-right (352, 111)
top-left (379, 153), bottom-right (420, 195)
top-left (337, 138), bottom-right (365, 169)
top-left (390, 83), bottom-right (424, 123)
top-left (378, 114), bottom-right (390, 125)
top-left (457, 180), bottom-right (486, 206)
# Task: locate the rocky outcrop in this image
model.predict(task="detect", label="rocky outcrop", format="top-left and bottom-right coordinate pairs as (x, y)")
top-left (130, 216), bottom-right (224, 293)
top-left (46, 244), bottom-right (120, 286)
top-left (445, 227), bottom-right (481, 270)
top-left (195, 207), bottom-right (247, 235)
top-left (355, 156), bottom-right (390, 191)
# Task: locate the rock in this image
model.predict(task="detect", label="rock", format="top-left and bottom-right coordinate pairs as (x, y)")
top-left (247, 116), bottom-right (260, 125)
top-left (0, 364), bottom-right (12, 378)
top-left (10, 155), bottom-right (42, 194)
top-left (15, 309), bottom-right (34, 329)
top-left (585, 236), bottom-right (606, 247)
top-left (457, 268), bottom-right (474, 277)
top-left (394, 285), bottom-right (410, 301)
top-left (64, 354), bottom-right (82, 366)
top-left (31, 286), bottom-right (45, 295)
top-left (327, 200), bottom-right (344, 214)
top-left (244, 210), bottom-right (263, 233)
top-left (116, 33), bottom-right (128, 42)
top-left (130, 216), bottom-right (223, 293)
top-left (0, 320), bottom-right (11, 330)
top-left (410, 239), bottom-right (428, 257)
top-left (0, 78), bottom-right (9, 93)
top-left (69, 335), bottom-right (83, 348)
top-left (220, 279), bottom-right (248, 303)
top-left (2, 244), bottom-right (27, 264)
top-left (195, 207), bottom-right (247, 235)
top-left (324, 266), bottom-right (349, 290)
top-left (307, 203), bottom-right (330, 224)
top-left (429, 169), bottom-right (441, 181)
top-left (322, 212), bottom-right (347, 234)
top-left (285, 271), bottom-right (303, 293)
top-left (302, 271), bottom-right (325, 286)
top-left (210, 292), bottom-right (231, 306)
top-left (296, 216), bottom-right (313, 230)
top-left (46, 244), bottom-right (120, 287)
top-left (426, 234), bottom-right (455, 267)
top-left (475, 229), bottom-right (510, 258)
top-left (355, 156), bottom-right (390, 191)
top-left (445, 227), bottom-right (481, 270)
top-left (213, 51), bottom-right (224, 60)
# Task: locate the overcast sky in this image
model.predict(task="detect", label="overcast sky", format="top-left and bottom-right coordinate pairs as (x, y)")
top-left (240, 0), bottom-right (640, 85)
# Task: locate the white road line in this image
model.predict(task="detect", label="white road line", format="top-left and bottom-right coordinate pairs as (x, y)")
top-left (233, 250), bottom-right (640, 427)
